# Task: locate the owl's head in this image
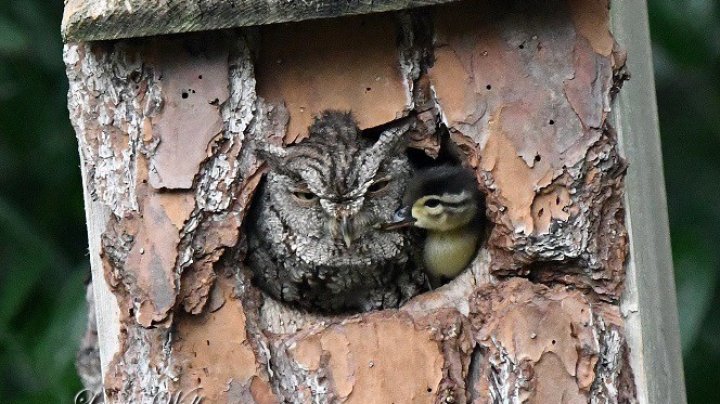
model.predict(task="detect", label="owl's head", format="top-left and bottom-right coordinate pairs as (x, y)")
top-left (257, 111), bottom-right (412, 264)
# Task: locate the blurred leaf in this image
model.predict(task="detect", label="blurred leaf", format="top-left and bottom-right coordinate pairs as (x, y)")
top-left (8, 0), bottom-right (65, 69)
top-left (0, 14), bottom-right (28, 55)
top-left (649, 0), bottom-right (720, 67)
top-left (675, 255), bottom-right (717, 351)
top-left (30, 268), bottom-right (86, 400)
top-left (0, 3), bottom-right (86, 401)
top-left (0, 196), bottom-right (71, 326)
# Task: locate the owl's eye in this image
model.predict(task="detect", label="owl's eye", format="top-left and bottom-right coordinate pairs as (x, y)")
top-left (368, 178), bottom-right (391, 194)
top-left (293, 191), bottom-right (317, 201)
top-left (290, 184), bottom-right (318, 205)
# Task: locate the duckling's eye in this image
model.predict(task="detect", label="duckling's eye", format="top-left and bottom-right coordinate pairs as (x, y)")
top-left (424, 199), bottom-right (441, 208)
top-left (368, 178), bottom-right (391, 194)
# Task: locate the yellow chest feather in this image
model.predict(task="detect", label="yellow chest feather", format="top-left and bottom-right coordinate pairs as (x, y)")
top-left (423, 228), bottom-right (479, 278)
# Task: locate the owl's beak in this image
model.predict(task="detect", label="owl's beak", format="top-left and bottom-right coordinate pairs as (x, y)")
top-left (340, 216), bottom-right (355, 248)
top-left (380, 206), bottom-right (416, 230)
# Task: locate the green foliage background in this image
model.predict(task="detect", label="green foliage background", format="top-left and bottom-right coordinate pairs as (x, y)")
top-left (0, 0), bottom-right (717, 402)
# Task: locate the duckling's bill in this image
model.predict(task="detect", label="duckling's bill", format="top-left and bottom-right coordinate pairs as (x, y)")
top-left (378, 206), bottom-right (416, 230)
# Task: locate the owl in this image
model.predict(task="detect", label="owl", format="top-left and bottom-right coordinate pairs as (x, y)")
top-left (246, 111), bottom-right (426, 313)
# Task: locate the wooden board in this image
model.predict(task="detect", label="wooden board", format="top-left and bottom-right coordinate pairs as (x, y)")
top-left (62, 0), bottom-right (461, 41)
top-left (610, 1), bottom-right (687, 403)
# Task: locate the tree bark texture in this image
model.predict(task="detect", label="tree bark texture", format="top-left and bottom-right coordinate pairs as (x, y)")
top-left (66, 0), bottom-right (635, 402)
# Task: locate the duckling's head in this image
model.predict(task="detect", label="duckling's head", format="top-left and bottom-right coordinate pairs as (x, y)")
top-left (386, 165), bottom-right (484, 232)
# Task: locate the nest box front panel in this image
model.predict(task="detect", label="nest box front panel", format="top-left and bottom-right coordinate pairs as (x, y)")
top-left (65, 0), bottom-right (635, 402)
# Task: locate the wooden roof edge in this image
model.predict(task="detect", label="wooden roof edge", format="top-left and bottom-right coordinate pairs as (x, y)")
top-left (62, 0), bottom-right (460, 42)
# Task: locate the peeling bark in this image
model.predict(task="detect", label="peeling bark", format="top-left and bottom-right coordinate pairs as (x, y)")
top-left (67, 0), bottom-right (636, 402)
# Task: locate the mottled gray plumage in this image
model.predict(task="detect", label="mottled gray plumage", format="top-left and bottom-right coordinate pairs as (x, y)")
top-left (246, 111), bottom-right (425, 313)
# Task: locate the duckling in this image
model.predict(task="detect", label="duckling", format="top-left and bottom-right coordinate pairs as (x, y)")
top-left (383, 165), bottom-right (486, 286)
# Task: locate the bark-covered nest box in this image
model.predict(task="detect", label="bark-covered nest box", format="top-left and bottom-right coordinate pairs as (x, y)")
top-left (63, 0), bottom-right (675, 402)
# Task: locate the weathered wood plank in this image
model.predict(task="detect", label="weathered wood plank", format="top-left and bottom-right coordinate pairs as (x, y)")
top-left (62, 0), bottom-right (461, 41)
top-left (611, 1), bottom-right (687, 403)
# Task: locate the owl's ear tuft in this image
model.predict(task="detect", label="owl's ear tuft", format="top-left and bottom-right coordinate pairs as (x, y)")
top-left (373, 121), bottom-right (412, 155)
top-left (255, 141), bottom-right (288, 168)
top-left (356, 121), bottom-right (411, 176)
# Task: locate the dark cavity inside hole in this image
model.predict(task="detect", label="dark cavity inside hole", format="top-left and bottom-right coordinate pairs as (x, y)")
top-left (181, 91), bottom-right (189, 99)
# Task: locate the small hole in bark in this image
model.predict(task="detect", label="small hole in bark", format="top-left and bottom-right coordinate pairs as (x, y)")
top-left (534, 154), bottom-right (541, 162)
top-left (181, 91), bottom-right (189, 99)
top-left (556, 196), bottom-right (561, 205)
top-left (486, 84), bottom-right (492, 90)
top-left (519, 43), bottom-right (525, 49)
top-left (552, 339), bottom-right (556, 345)
top-left (549, 119), bottom-right (555, 125)
top-left (206, 340), bottom-right (210, 346)
top-left (198, 74), bottom-right (203, 79)
top-left (197, 378), bottom-right (201, 384)
top-left (366, 87), bottom-right (372, 92)
top-left (191, 89), bottom-right (196, 94)
top-left (538, 208), bottom-right (544, 217)
top-left (427, 388), bottom-right (432, 393)
top-left (209, 98), bottom-right (220, 106)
